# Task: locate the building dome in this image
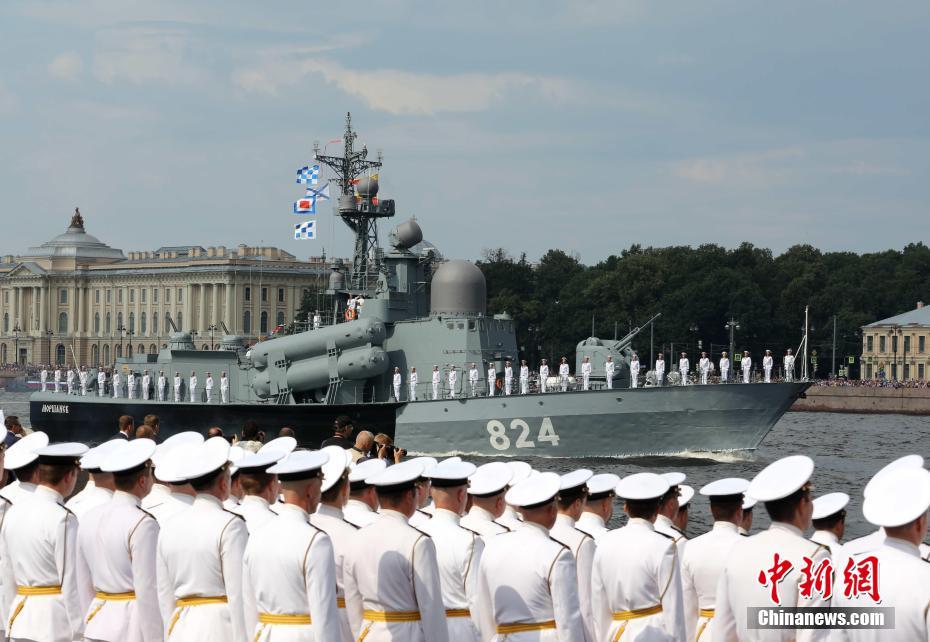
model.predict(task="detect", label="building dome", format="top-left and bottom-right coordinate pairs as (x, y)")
top-left (23, 209), bottom-right (125, 262)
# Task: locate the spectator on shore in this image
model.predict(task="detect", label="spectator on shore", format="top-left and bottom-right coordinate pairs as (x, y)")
top-left (373, 432), bottom-right (405, 465)
top-left (238, 419), bottom-right (265, 453)
top-left (116, 415), bottom-right (134, 440)
top-left (278, 426), bottom-right (296, 438)
top-left (321, 415), bottom-right (355, 449)
top-left (135, 424), bottom-right (156, 440)
top-left (349, 430), bottom-right (374, 463)
top-left (207, 427), bottom-right (225, 440)
top-left (4, 416), bottom-right (23, 449)
top-left (143, 414), bottom-right (160, 439)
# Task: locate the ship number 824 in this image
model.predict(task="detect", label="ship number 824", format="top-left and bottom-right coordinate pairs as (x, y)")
top-left (486, 418), bottom-right (560, 450)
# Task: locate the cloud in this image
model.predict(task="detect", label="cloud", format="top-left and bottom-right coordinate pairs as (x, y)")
top-left (93, 27), bottom-right (204, 84)
top-left (672, 147), bottom-right (804, 187)
top-left (48, 52), bottom-right (84, 82)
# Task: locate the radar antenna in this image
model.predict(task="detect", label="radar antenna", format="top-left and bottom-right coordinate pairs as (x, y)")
top-left (313, 113), bottom-right (393, 292)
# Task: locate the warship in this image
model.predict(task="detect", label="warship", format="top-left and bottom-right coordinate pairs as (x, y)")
top-left (30, 115), bottom-right (810, 456)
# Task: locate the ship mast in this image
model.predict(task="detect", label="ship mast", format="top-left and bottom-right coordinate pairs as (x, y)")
top-left (313, 113), bottom-right (387, 292)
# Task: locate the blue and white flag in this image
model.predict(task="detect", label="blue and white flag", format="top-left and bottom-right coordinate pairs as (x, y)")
top-left (294, 220), bottom-right (317, 239)
top-left (294, 191), bottom-right (317, 214)
top-left (296, 164), bottom-right (320, 185)
top-left (304, 182), bottom-right (331, 201)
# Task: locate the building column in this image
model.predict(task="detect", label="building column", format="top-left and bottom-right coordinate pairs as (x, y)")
top-left (226, 283), bottom-right (235, 334)
top-left (38, 285), bottom-right (46, 333)
top-left (212, 283), bottom-right (220, 331)
top-left (198, 284), bottom-right (206, 335)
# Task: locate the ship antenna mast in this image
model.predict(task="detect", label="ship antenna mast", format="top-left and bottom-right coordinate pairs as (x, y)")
top-left (313, 112), bottom-right (388, 292)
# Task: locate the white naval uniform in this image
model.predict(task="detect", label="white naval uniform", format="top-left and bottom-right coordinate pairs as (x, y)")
top-left (312, 314), bottom-right (321, 330)
top-left (140, 374), bottom-right (150, 400)
top-left (460, 506), bottom-right (510, 538)
top-left (678, 358), bottom-right (689, 385)
top-left (0, 485), bottom-right (84, 642)
top-left (204, 376), bottom-right (213, 403)
top-left (67, 369), bottom-right (75, 394)
top-left (409, 371), bottom-right (418, 401)
top-left (343, 510), bottom-right (450, 642)
top-left (495, 506), bottom-right (523, 532)
top-left (54, 369), bottom-right (62, 392)
top-left (539, 364), bottom-right (550, 393)
top-left (654, 513), bottom-right (688, 558)
top-left (714, 522), bottom-right (831, 642)
top-left (97, 371), bottom-right (106, 396)
top-left (575, 512), bottom-right (609, 542)
top-left (343, 499), bottom-right (379, 529)
top-left (420, 508), bottom-right (485, 642)
top-left (432, 371), bottom-right (441, 400)
top-left (784, 355), bottom-right (795, 382)
top-left (65, 483), bottom-right (114, 520)
top-left (188, 376), bottom-right (198, 402)
top-left (591, 517), bottom-right (685, 642)
top-left (448, 370), bottom-right (458, 399)
top-left (549, 513), bottom-right (596, 641)
top-left (80, 370), bottom-right (88, 396)
top-left (680, 521), bottom-right (740, 642)
top-left (504, 365), bottom-right (513, 395)
top-left (741, 356), bottom-right (752, 383)
top-left (629, 359), bottom-right (639, 388)
top-left (40, 369), bottom-right (48, 392)
top-left (243, 504), bottom-right (341, 642)
top-left (143, 488), bottom-right (194, 525)
top-left (559, 363), bottom-right (570, 391)
top-left (173, 376), bottom-right (182, 402)
top-left (699, 357), bottom-right (710, 385)
top-left (112, 372), bottom-right (121, 398)
top-left (475, 521), bottom-right (586, 642)
top-left (487, 367), bottom-right (496, 397)
top-left (157, 376), bottom-right (167, 402)
top-left (393, 372), bottom-right (402, 401)
top-left (127, 374), bottom-right (136, 399)
top-left (156, 494), bottom-right (249, 642)
top-left (763, 355), bottom-right (774, 382)
top-left (655, 359), bottom-right (666, 385)
top-left (520, 365), bottom-right (529, 394)
top-left (310, 504), bottom-right (360, 642)
top-left (409, 508), bottom-right (432, 530)
top-left (0, 495), bottom-right (9, 640)
top-left (234, 495), bottom-right (277, 535)
top-left (833, 538), bottom-right (930, 642)
top-left (76, 490), bottom-right (163, 642)
top-left (719, 357), bottom-right (730, 382)
top-left (469, 368), bottom-right (480, 397)
top-left (581, 361), bottom-right (592, 391)
top-left (220, 376), bottom-right (229, 403)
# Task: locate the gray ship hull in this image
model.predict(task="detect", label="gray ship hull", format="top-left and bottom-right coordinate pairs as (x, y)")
top-left (394, 382), bottom-right (809, 458)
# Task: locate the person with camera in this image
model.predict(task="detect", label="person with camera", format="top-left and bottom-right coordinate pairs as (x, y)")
top-left (371, 433), bottom-right (406, 465)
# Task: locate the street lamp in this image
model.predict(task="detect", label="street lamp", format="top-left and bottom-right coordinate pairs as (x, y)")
top-left (724, 318), bottom-right (740, 381)
top-left (208, 324), bottom-right (218, 350)
top-left (191, 329), bottom-right (199, 349)
top-left (12, 324), bottom-right (21, 366)
top-left (117, 324), bottom-right (125, 360)
top-left (889, 325), bottom-right (901, 381)
top-left (126, 326), bottom-right (135, 358)
top-left (688, 323), bottom-right (700, 352)
top-left (45, 329), bottom-right (53, 365)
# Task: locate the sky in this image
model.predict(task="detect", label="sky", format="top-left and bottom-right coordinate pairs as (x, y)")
top-left (1, 1), bottom-right (929, 265)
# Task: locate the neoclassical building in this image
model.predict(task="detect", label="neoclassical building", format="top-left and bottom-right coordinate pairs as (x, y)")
top-left (0, 210), bottom-right (332, 366)
top-left (861, 301), bottom-right (930, 381)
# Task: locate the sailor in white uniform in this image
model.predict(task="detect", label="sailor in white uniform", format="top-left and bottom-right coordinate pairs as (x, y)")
top-left (141, 432), bottom-right (202, 524)
top-left (714, 455), bottom-right (831, 642)
top-left (678, 352), bottom-right (690, 386)
top-left (740, 351), bottom-right (752, 383)
top-left (343, 458), bottom-right (387, 528)
top-left (475, 472), bottom-right (586, 641)
top-left (409, 367), bottom-right (418, 401)
top-left (54, 367), bottom-right (62, 393)
top-left (681, 477), bottom-right (749, 642)
top-left (719, 351), bottom-right (730, 383)
top-left (67, 367), bottom-right (75, 395)
top-left (224, 447), bottom-right (245, 513)
top-left (79, 366), bottom-right (89, 396)
top-left (448, 366), bottom-right (458, 399)
top-left (421, 460), bottom-right (485, 642)
top-left (343, 460), bottom-right (450, 642)
top-left (188, 371), bottom-right (198, 402)
top-left (65, 440), bottom-right (122, 519)
top-left (141, 369), bottom-right (151, 401)
top-left (486, 363), bottom-right (496, 397)
top-left (558, 357), bottom-right (570, 392)
top-left (784, 349), bottom-right (795, 382)
top-left (468, 363), bottom-right (480, 397)
top-left (551, 469), bottom-right (596, 640)
top-left (0, 442), bottom-right (89, 642)
top-left (232, 451), bottom-right (286, 534)
top-left (653, 472), bottom-right (689, 557)
top-left (762, 350), bottom-right (774, 382)
top-left (204, 372), bottom-right (214, 403)
top-left (312, 311), bottom-right (321, 330)
top-left (592, 472), bottom-right (686, 642)
top-left (460, 462), bottom-right (514, 537)
top-left (431, 365), bottom-right (441, 400)
top-left (243, 450), bottom-right (341, 642)
top-left (173, 372), bottom-right (182, 403)
top-left (519, 360), bottom-right (529, 394)
top-left (581, 356), bottom-right (592, 391)
top-left (40, 367), bottom-right (48, 392)
top-left (810, 492), bottom-right (849, 557)
top-left (655, 354), bottom-right (666, 386)
top-left (675, 484), bottom-right (694, 533)
top-left (504, 360), bottom-right (513, 395)
top-left (739, 497), bottom-right (755, 536)
top-left (629, 353), bottom-right (640, 388)
top-left (309, 447), bottom-right (358, 642)
top-left (156, 437), bottom-right (249, 642)
top-left (699, 352), bottom-right (711, 385)
top-left (407, 456), bottom-right (438, 530)
top-left (219, 372), bottom-right (229, 403)
top-left (834, 465), bottom-right (930, 642)
top-left (112, 370), bottom-right (121, 398)
top-left (538, 359), bottom-right (549, 393)
top-left (127, 370), bottom-right (136, 399)
top-left (97, 369), bottom-right (106, 396)
top-left (575, 473), bottom-right (619, 542)
top-left (76, 438), bottom-right (163, 642)
top-left (0, 431), bottom-right (49, 508)
top-left (392, 367), bottom-right (403, 401)
top-left (496, 461), bottom-right (533, 531)
top-left (605, 355), bottom-right (617, 389)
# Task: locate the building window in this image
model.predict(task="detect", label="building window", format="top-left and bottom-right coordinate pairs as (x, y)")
top-left (905, 364), bottom-right (911, 380)
top-left (153, 288), bottom-right (158, 304)
top-left (177, 288), bottom-right (183, 303)
top-left (165, 312), bottom-right (171, 332)
top-left (261, 287), bottom-right (268, 302)
top-left (103, 345), bottom-right (109, 365)
top-left (105, 312), bottom-right (111, 334)
top-left (892, 336), bottom-right (899, 353)
top-left (866, 336), bottom-right (874, 352)
top-left (91, 344), bottom-right (99, 365)
top-left (118, 289), bottom-right (123, 304)
top-left (879, 336), bottom-right (886, 352)
top-left (56, 344), bottom-right (66, 365)
top-left (920, 336), bottom-right (926, 353)
top-left (130, 289), bottom-right (135, 304)
top-left (107, 289), bottom-right (111, 304)
top-left (152, 314), bottom-right (158, 335)
top-left (141, 312), bottom-right (147, 335)
top-left (59, 289), bottom-right (68, 304)
top-left (866, 364), bottom-right (872, 379)
top-left (276, 311), bottom-right (285, 327)
top-left (165, 288), bottom-right (170, 303)
top-left (0, 345), bottom-right (5, 364)
top-left (58, 312), bottom-right (68, 334)
top-left (128, 345), bottom-right (133, 358)
top-left (141, 289), bottom-right (147, 304)
top-left (117, 312), bottom-right (123, 330)
top-left (243, 311), bottom-right (251, 334)
top-left (2, 313), bottom-right (7, 333)
top-left (129, 312), bottom-right (135, 333)
top-left (150, 344), bottom-right (157, 354)
top-left (94, 313), bottom-right (100, 335)
top-left (95, 289), bottom-right (100, 304)
top-left (260, 311), bottom-right (268, 334)
top-left (920, 364), bottom-right (926, 380)
top-left (245, 287), bottom-right (251, 302)
top-left (905, 336), bottom-right (911, 353)
top-left (202, 344), bottom-right (209, 351)
top-left (116, 344), bottom-right (122, 358)
top-left (177, 312), bottom-right (183, 330)
top-left (277, 288), bottom-right (285, 303)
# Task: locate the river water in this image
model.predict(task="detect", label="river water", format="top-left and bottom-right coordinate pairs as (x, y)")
top-left (2, 391), bottom-right (928, 540)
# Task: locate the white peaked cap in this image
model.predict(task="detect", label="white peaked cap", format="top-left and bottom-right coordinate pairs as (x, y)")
top-left (320, 446), bottom-right (352, 493)
top-left (100, 439), bottom-right (156, 473)
top-left (586, 474), bottom-right (620, 498)
top-left (236, 450), bottom-right (286, 472)
top-left (80, 439), bottom-right (126, 471)
top-left (747, 455), bottom-right (814, 502)
top-left (700, 478), bottom-right (751, 497)
top-left (559, 469), bottom-right (593, 492)
top-left (173, 438), bottom-right (229, 482)
top-left (616, 473), bottom-right (670, 501)
top-left (348, 458), bottom-right (388, 484)
top-left (35, 442), bottom-right (89, 460)
top-left (426, 460), bottom-right (476, 486)
top-left (660, 472), bottom-right (686, 487)
top-left (267, 450), bottom-right (329, 477)
top-left (505, 472), bottom-right (561, 508)
top-left (678, 485), bottom-right (695, 508)
top-left (468, 462), bottom-right (513, 496)
top-left (506, 461), bottom-right (533, 485)
top-left (5, 431), bottom-right (49, 470)
top-left (863, 467), bottom-right (930, 527)
top-left (407, 457), bottom-right (438, 474)
top-left (367, 460), bottom-right (425, 488)
top-left (812, 492), bottom-right (850, 520)
top-left (259, 437), bottom-right (298, 456)
top-left (441, 456), bottom-right (463, 465)
top-left (152, 432), bottom-right (204, 469)
top-left (742, 497), bottom-right (757, 510)
top-left (227, 446), bottom-right (246, 476)
top-left (863, 455), bottom-right (924, 498)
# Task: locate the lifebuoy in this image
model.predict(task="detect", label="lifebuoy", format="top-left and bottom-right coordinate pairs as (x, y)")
top-left (345, 308), bottom-right (357, 321)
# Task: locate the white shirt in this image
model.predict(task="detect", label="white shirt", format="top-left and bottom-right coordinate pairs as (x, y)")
top-left (539, 365), bottom-right (549, 378)
top-left (581, 362), bottom-right (592, 375)
top-left (469, 368), bottom-right (479, 384)
top-left (784, 355), bottom-right (795, 367)
top-left (486, 367), bottom-right (495, 383)
top-left (504, 366), bottom-right (513, 380)
top-left (719, 357), bottom-right (730, 371)
top-left (205, 376), bottom-right (214, 389)
top-left (741, 357), bottom-right (752, 370)
top-left (410, 371), bottom-right (418, 387)
top-left (343, 510), bottom-right (450, 642)
top-left (97, 371), bottom-right (106, 386)
top-left (310, 503), bottom-right (360, 642)
top-left (41, 369), bottom-right (48, 381)
top-left (448, 370), bottom-right (458, 388)
top-left (607, 360), bottom-right (617, 374)
top-left (520, 366), bottom-right (529, 379)
top-left (393, 372), bottom-right (402, 387)
top-left (189, 375), bottom-right (198, 388)
top-left (699, 358), bottom-right (710, 372)
top-left (679, 358), bottom-right (689, 373)
top-left (76, 490), bottom-right (163, 642)
top-left (550, 513), bottom-right (596, 641)
top-left (656, 359), bottom-right (666, 373)
top-left (142, 373), bottom-right (151, 387)
top-left (432, 370), bottom-right (441, 384)
top-left (559, 363), bottom-right (570, 377)
top-left (680, 521), bottom-right (740, 642)
top-left (763, 355), bottom-right (773, 369)
top-left (220, 376), bottom-right (229, 389)
top-left (173, 376), bottom-right (181, 388)
top-left (158, 376), bottom-right (166, 389)
top-left (243, 503), bottom-right (341, 642)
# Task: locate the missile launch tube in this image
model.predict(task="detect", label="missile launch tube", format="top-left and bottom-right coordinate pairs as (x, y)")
top-left (252, 345), bottom-right (389, 397)
top-left (250, 319), bottom-right (386, 369)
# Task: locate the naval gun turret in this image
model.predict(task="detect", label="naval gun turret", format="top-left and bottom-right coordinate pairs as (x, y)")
top-left (574, 313), bottom-right (661, 387)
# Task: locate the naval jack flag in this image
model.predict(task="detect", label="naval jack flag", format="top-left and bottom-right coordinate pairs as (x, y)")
top-left (294, 220), bottom-right (317, 239)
